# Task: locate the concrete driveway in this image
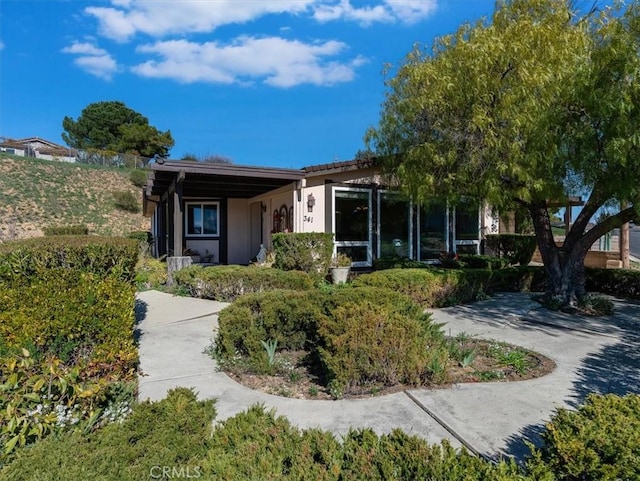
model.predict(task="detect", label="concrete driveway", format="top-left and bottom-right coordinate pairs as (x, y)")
top-left (136, 290), bottom-right (640, 461)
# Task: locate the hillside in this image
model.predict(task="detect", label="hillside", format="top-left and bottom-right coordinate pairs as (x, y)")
top-left (0, 153), bottom-right (149, 240)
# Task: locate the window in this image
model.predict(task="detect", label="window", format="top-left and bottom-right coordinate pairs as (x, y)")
top-left (454, 200), bottom-right (480, 254)
top-left (186, 202), bottom-right (219, 236)
top-left (333, 188), bottom-right (372, 266)
top-left (378, 192), bottom-right (411, 258)
top-left (419, 202), bottom-right (448, 260)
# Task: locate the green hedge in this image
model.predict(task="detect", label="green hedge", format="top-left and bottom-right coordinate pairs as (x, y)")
top-left (457, 254), bottom-right (511, 270)
top-left (272, 232), bottom-right (334, 277)
top-left (0, 268), bottom-right (137, 379)
top-left (353, 267), bottom-right (548, 307)
top-left (173, 265), bottom-right (315, 302)
top-left (485, 234), bottom-right (538, 265)
top-left (216, 287), bottom-right (444, 396)
top-left (43, 225), bottom-right (89, 236)
top-left (0, 236), bottom-right (138, 284)
top-left (586, 267), bottom-right (640, 300)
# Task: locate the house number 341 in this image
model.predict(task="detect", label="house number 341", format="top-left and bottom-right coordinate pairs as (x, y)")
top-left (303, 215), bottom-right (313, 223)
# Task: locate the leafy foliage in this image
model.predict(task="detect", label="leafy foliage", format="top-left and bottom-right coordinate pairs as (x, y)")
top-left (272, 233), bottom-right (334, 277)
top-left (128, 169), bottom-right (148, 188)
top-left (586, 267), bottom-right (640, 300)
top-left (485, 234), bottom-right (538, 266)
top-left (173, 265), bottom-right (315, 302)
top-left (62, 101), bottom-right (174, 160)
top-left (366, 0), bottom-right (640, 304)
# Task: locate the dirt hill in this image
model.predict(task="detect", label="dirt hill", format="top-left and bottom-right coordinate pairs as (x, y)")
top-left (0, 153), bottom-right (149, 241)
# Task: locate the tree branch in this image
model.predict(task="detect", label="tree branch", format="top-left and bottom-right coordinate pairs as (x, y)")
top-left (580, 205), bottom-right (637, 249)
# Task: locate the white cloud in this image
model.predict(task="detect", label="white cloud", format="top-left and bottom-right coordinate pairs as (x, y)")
top-left (62, 42), bottom-right (118, 80)
top-left (86, 0), bottom-right (316, 42)
top-left (313, 0), bottom-right (437, 26)
top-left (132, 36), bottom-right (367, 87)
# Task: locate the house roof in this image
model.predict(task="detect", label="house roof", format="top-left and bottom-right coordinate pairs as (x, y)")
top-left (302, 157), bottom-right (377, 176)
top-left (147, 160), bottom-right (305, 199)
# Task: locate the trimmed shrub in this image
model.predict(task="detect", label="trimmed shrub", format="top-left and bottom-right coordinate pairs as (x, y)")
top-left (485, 234), bottom-right (537, 265)
top-left (318, 300), bottom-right (443, 394)
top-left (458, 254), bottom-right (510, 270)
top-left (373, 256), bottom-right (429, 270)
top-left (0, 236), bottom-right (138, 284)
top-left (354, 267), bottom-right (548, 307)
top-left (531, 393), bottom-right (640, 481)
top-left (216, 287), bottom-right (445, 395)
top-left (272, 232), bottom-right (334, 277)
top-left (43, 225), bottom-right (89, 236)
top-left (0, 269), bottom-right (137, 378)
top-left (586, 267), bottom-right (640, 300)
top-left (128, 230), bottom-right (152, 245)
top-left (113, 190), bottom-right (140, 213)
top-left (173, 265), bottom-right (315, 302)
top-left (1, 388), bottom-right (215, 479)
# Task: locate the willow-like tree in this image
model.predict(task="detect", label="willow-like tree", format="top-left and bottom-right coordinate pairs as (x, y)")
top-left (366, 0), bottom-right (640, 306)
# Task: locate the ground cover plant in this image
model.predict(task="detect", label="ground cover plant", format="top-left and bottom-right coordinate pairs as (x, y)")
top-left (0, 236), bottom-right (139, 463)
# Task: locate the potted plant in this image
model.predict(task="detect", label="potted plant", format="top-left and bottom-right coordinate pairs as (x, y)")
top-left (330, 252), bottom-right (352, 284)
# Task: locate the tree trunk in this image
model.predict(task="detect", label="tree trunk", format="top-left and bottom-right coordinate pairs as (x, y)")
top-left (530, 203), bottom-right (589, 307)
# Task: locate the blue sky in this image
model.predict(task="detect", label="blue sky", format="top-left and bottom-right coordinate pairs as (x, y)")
top-left (1, 0), bottom-right (500, 168)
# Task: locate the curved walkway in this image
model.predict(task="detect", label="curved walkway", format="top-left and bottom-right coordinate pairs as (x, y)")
top-left (136, 290), bottom-right (640, 460)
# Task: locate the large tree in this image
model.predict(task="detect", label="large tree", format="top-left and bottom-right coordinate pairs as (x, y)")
top-left (62, 101), bottom-right (174, 160)
top-left (366, 0), bottom-right (640, 306)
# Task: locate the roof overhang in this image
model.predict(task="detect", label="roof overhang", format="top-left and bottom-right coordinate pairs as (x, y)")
top-left (145, 160), bottom-right (305, 199)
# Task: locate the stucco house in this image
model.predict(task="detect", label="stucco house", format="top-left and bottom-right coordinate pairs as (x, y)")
top-left (143, 158), bottom-right (499, 267)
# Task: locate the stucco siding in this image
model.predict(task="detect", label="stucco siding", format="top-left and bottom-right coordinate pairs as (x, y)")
top-left (227, 198), bottom-right (251, 264)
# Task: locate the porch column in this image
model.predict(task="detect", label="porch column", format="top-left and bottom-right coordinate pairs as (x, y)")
top-left (173, 175), bottom-right (184, 256)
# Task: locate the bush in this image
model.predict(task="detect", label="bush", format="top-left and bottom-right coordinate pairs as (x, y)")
top-left (128, 230), bottom-right (151, 245)
top-left (485, 234), bottom-right (537, 265)
top-left (113, 190), bottom-right (140, 213)
top-left (216, 287), bottom-right (445, 395)
top-left (586, 267), bottom-right (640, 299)
top-left (318, 300), bottom-right (444, 395)
top-left (354, 267), bottom-right (548, 307)
top-left (173, 265), bottom-right (315, 302)
top-left (135, 255), bottom-right (167, 290)
top-left (458, 254), bottom-right (510, 270)
top-left (0, 236), bottom-right (138, 284)
top-left (43, 225), bottom-right (89, 236)
top-left (1, 388), bottom-right (215, 479)
top-left (272, 232), bottom-right (334, 277)
top-left (129, 169), bottom-right (148, 188)
top-left (0, 269), bottom-right (137, 378)
top-left (373, 256), bottom-right (429, 270)
top-left (530, 393), bottom-right (640, 481)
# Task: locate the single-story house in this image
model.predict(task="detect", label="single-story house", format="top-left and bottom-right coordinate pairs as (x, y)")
top-left (0, 137), bottom-right (77, 162)
top-left (143, 158), bottom-right (500, 267)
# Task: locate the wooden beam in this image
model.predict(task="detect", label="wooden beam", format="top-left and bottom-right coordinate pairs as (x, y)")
top-left (621, 202), bottom-right (630, 268)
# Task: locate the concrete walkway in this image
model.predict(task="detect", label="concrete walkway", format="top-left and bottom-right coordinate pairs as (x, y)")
top-left (136, 290), bottom-right (640, 460)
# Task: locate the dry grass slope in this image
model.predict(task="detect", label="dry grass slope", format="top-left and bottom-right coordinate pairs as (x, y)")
top-left (0, 153), bottom-right (148, 240)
